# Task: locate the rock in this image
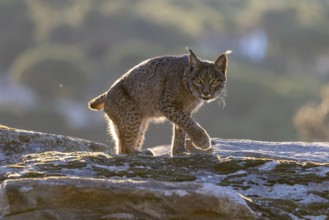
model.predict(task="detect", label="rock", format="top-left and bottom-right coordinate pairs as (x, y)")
top-left (214, 138), bottom-right (329, 162)
top-left (0, 177), bottom-right (254, 220)
top-left (0, 127), bottom-right (110, 165)
top-left (1, 128), bottom-right (329, 219)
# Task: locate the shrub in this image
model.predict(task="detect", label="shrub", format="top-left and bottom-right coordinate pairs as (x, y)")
top-left (10, 45), bottom-right (94, 99)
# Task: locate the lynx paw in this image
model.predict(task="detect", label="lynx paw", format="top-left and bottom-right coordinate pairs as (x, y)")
top-left (190, 130), bottom-right (211, 149)
top-left (125, 149), bottom-right (155, 156)
top-left (172, 144), bottom-right (186, 156)
top-left (141, 149), bottom-right (155, 156)
top-left (185, 139), bottom-right (213, 155)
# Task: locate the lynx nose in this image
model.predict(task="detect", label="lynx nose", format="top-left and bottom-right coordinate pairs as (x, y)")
top-left (201, 91), bottom-right (212, 100)
top-left (202, 86), bottom-right (211, 97)
top-left (203, 91), bottom-right (210, 96)
top-left (202, 91), bottom-right (211, 98)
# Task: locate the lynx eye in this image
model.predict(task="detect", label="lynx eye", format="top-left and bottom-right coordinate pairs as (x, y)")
top-left (210, 79), bottom-right (220, 86)
top-left (193, 78), bottom-right (203, 85)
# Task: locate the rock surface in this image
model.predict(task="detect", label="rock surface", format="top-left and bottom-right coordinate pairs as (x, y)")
top-left (1, 127), bottom-right (329, 219)
top-left (1, 177), bottom-right (253, 220)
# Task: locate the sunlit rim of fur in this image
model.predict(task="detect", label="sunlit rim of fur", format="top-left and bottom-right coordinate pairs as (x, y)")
top-left (218, 89), bottom-right (227, 108)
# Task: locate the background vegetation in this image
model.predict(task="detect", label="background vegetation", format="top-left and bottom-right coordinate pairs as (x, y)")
top-left (1, 0), bottom-right (328, 147)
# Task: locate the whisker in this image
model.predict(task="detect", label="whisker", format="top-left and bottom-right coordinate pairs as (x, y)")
top-left (218, 89), bottom-right (227, 108)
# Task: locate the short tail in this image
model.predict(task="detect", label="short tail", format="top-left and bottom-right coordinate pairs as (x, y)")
top-left (88, 93), bottom-right (106, 111)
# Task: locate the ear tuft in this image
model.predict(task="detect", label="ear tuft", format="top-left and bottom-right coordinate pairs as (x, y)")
top-left (224, 50), bottom-right (232, 55)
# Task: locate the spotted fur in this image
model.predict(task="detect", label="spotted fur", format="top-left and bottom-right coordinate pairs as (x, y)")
top-left (88, 49), bottom-right (231, 155)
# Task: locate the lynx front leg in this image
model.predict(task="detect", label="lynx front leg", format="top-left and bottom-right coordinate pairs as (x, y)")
top-left (159, 103), bottom-right (211, 150)
top-left (172, 124), bottom-right (187, 155)
top-left (186, 122), bottom-right (211, 149)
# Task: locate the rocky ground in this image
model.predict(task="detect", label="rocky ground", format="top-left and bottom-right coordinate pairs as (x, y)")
top-left (0, 126), bottom-right (328, 219)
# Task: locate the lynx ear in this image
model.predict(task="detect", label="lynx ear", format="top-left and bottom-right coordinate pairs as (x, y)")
top-left (187, 47), bottom-right (201, 67)
top-left (215, 50), bottom-right (232, 74)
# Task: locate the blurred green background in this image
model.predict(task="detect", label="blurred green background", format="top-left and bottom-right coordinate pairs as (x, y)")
top-left (1, 0), bottom-right (329, 147)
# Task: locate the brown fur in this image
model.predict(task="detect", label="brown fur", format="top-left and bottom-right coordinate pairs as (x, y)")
top-left (89, 49), bottom-right (231, 155)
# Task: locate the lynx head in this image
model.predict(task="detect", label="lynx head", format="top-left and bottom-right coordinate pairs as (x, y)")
top-left (186, 48), bottom-right (231, 104)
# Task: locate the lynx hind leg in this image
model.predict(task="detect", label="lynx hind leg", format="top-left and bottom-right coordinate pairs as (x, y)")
top-left (106, 117), bottom-right (120, 154)
top-left (105, 110), bottom-right (145, 154)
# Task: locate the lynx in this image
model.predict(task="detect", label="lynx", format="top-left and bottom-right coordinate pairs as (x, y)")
top-left (88, 48), bottom-right (231, 155)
